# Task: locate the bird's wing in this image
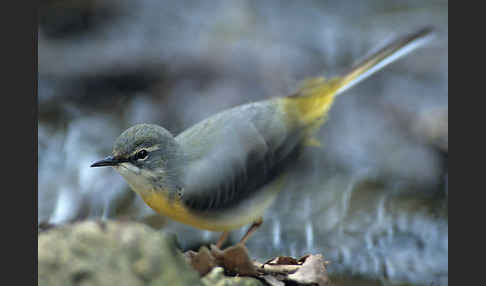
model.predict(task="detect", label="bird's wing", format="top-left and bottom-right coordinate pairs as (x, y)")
top-left (175, 100), bottom-right (304, 214)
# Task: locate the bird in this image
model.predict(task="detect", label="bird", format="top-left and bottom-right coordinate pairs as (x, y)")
top-left (91, 27), bottom-right (434, 249)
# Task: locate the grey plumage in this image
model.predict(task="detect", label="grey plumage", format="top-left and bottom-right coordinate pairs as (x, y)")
top-left (176, 100), bottom-right (304, 214)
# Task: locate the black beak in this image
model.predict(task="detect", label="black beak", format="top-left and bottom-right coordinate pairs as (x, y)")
top-left (91, 156), bottom-right (122, 167)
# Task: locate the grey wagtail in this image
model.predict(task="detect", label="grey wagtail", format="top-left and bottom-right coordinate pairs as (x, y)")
top-left (91, 28), bottom-right (434, 248)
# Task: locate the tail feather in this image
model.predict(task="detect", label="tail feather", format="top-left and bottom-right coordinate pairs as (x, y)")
top-left (335, 27), bottom-right (435, 95)
top-left (289, 27), bottom-right (435, 126)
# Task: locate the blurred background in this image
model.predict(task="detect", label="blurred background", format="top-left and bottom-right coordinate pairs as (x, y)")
top-left (38, 0), bottom-right (448, 285)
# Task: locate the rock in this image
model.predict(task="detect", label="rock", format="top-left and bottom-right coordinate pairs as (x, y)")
top-left (38, 220), bottom-right (202, 286)
top-left (38, 219), bottom-right (332, 286)
top-left (201, 267), bottom-right (263, 286)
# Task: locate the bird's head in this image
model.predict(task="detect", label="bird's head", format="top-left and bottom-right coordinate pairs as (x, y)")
top-left (91, 123), bottom-right (184, 195)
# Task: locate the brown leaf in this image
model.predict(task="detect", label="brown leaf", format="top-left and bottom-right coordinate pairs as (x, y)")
top-left (258, 263), bottom-right (300, 274)
top-left (267, 256), bottom-right (299, 265)
top-left (287, 254), bottom-right (329, 286)
top-left (297, 254), bottom-right (310, 264)
top-left (187, 246), bottom-right (216, 276)
top-left (211, 243), bottom-right (258, 276)
top-left (187, 243), bottom-right (330, 285)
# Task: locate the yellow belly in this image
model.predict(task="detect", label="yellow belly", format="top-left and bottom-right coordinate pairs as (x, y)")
top-left (139, 176), bottom-right (286, 232)
top-left (140, 192), bottom-right (246, 231)
top-left (141, 191), bottom-right (274, 231)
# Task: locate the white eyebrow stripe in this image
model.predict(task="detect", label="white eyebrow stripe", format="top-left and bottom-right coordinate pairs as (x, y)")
top-left (130, 144), bottom-right (161, 157)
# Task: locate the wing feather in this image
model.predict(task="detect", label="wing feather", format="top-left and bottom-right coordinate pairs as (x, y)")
top-left (176, 101), bottom-right (304, 213)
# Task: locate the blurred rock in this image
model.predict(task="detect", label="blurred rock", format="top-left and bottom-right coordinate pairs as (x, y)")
top-left (38, 220), bottom-right (202, 286)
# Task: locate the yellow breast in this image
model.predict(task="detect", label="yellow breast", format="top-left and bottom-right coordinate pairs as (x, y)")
top-left (140, 191), bottom-right (251, 231)
top-left (135, 166), bottom-right (288, 232)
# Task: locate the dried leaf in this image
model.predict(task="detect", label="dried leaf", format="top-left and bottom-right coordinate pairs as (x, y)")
top-left (259, 263), bottom-right (300, 274)
top-left (212, 243), bottom-right (258, 276)
top-left (267, 256), bottom-right (299, 265)
top-left (287, 254), bottom-right (329, 286)
top-left (186, 246), bottom-right (216, 276)
top-left (297, 254), bottom-right (310, 264)
top-left (186, 243), bottom-right (330, 286)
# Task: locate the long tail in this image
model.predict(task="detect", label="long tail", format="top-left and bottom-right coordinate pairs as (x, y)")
top-left (335, 27), bottom-right (435, 95)
top-left (291, 27), bottom-right (435, 125)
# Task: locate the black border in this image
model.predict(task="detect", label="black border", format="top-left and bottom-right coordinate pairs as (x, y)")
top-left (2, 0), bottom-right (38, 284)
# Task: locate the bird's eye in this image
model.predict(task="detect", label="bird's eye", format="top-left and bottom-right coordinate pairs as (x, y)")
top-left (136, 149), bottom-right (148, 160)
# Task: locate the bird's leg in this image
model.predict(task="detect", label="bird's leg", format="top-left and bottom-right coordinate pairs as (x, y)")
top-left (239, 217), bottom-right (263, 245)
top-left (215, 231), bottom-right (230, 249)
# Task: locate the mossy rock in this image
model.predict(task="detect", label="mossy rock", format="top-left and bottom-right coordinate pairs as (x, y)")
top-left (38, 220), bottom-right (202, 286)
